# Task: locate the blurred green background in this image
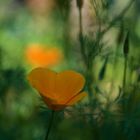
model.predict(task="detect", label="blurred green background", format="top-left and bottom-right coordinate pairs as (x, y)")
top-left (0, 0), bottom-right (140, 140)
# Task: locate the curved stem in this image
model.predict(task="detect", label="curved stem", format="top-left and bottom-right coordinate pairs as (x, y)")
top-left (45, 110), bottom-right (55, 140)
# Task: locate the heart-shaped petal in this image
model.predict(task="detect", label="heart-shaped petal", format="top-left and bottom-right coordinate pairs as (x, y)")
top-left (55, 70), bottom-right (85, 102)
top-left (27, 67), bottom-right (57, 98)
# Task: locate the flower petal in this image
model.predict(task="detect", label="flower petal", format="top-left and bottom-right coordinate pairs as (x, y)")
top-left (43, 96), bottom-right (67, 111)
top-left (27, 67), bottom-right (57, 98)
top-left (43, 92), bottom-right (87, 111)
top-left (66, 92), bottom-right (87, 105)
top-left (56, 70), bottom-right (85, 102)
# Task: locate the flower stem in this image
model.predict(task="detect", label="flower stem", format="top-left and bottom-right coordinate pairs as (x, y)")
top-left (78, 2), bottom-right (87, 66)
top-left (122, 55), bottom-right (128, 110)
top-left (123, 55), bottom-right (127, 91)
top-left (77, 2), bottom-right (93, 101)
top-left (45, 110), bottom-right (55, 140)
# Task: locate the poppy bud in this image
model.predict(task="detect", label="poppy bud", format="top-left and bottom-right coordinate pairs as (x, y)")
top-left (98, 57), bottom-right (108, 80)
top-left (76, 0), bottom-right (83, 9)
top-left (123, 32), bottom-right (129, 56)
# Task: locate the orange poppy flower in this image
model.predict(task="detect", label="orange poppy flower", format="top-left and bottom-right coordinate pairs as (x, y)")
top-left (27, 67), bottom-right (87, 110)
top-left (25, 44), bottom-right (62, 67)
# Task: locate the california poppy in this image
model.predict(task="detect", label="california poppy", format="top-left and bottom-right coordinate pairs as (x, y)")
top-left (25, 44), bottom-right (62, 67)
top-left (27, 67), bottom-right (87, 110)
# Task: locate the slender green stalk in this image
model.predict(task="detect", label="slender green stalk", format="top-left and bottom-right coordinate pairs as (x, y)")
top-left (45, 110), bottom-right (55, 140)
top-left (0, 48), bottom-right (2, 69)
top-left (77, 2), bottom-right (94, 100)
top-left (121, 31), bottom-right (129, 111)
top-left (78, 6), bottom-right (87, 66)
top-left (121, 54), bottom-right (128, 111)
top-left (77, 2), bottom-right (93, 101)
top-left (86, 60), bottom-right (94, 98)
top-left (123, 55), bottom-right (128, 91)
top-left (123, 32), bottom-right (129, 92)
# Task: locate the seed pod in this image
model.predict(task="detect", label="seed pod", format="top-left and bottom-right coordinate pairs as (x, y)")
top-left (76, 0), bottom-right (83, 9)
top-left (98, 56), bottom-right (108, 80)
top-left (117, 24), bottom-right (124, 45)
top-left (123, 32), bottom-right (129, 56)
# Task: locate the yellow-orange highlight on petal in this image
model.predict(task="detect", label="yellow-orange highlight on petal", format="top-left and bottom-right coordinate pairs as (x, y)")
top-left (27, 67), bottom-right (87, 110)
top-left (25, 44), bottom-right (62, 67)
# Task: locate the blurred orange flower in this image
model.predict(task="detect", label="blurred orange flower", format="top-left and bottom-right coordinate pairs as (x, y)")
top-left (25, 44), bottom-right (62, 67)
top-left (27, 67), bottom-right (87, 110)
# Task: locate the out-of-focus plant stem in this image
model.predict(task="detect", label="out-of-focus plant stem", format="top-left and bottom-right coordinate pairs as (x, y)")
top-left (122, 54), bottom-right (128, 111)
top-left (123, 32), bottom-right (129, 90)
top-left (77, 1), bottom-right (93, 101)
top-left (0, 48), bottom-right (2, 70)
top-left (45, 110), bottom-right (55, 140)
top-left (122, 32), bottom-right (129, 111)
top-left (86, 60), bottom-right (94, 99)
top-left (78, 6), bottom-right (87, 66)
top-left (123, 55), bottom-right (128, 91)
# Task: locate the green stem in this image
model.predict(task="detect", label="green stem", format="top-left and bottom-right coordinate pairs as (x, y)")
top-left (122, 55), bottom-right (128, 110)
top-left (0, 48), bottom-right (2, 69)
top-left (86, 60), bottom-right (93, 99)
top-left (78, 6), bottom-right (93, 101)
top-left (78, 7), bottom-right (87, 66)
top-left (45, 110), bottom-right (55, 140)
top-left (123, 55), bottom-right (128, 91)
